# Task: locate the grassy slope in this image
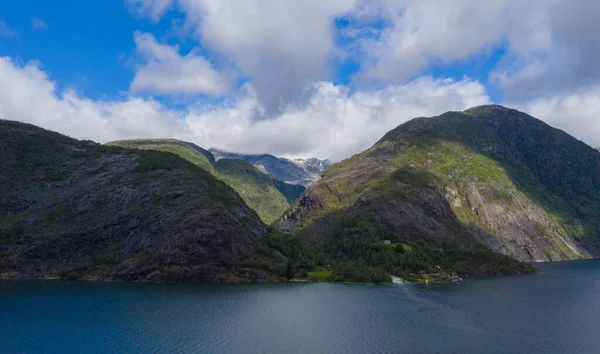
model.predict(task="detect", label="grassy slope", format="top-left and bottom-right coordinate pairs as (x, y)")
top-left (107, 139), bottom-right (291, 224)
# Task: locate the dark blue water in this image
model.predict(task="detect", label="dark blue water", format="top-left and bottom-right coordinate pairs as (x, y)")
top-left (2, 261), bottom-right (600, 353)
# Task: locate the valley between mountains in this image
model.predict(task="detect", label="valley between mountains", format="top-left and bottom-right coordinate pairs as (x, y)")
top-left (2, 105), bottom-right (599, 283)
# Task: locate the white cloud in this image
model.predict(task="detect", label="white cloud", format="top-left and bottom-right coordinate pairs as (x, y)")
top-left (31, 17), bottom-right (48, 31)
top-left (351, 0), bottom-right (512, 85)
top-left (123, 0), bottom-right (600, 112)
top-left (130, 32), bottom-right (233, 96)
top-left (128, 0), bottom-right (357, 114)
top-left (0, 20), bottom-right (18, 38)
top-left (492, 1), bottom-right (600, 101)
top-left (0, 56), bottom-right (491, 161)
top-left (346, 0), bottom-right (600, 102)
top-left (0, 57), bottom-right (190, 143)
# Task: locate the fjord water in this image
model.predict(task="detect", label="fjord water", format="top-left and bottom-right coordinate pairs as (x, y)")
top-left (2, 261), bottom-right (599, 353)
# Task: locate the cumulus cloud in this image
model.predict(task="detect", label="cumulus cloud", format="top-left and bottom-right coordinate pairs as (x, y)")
top-left (493, 1), bottom-right (600, 101)
top-left (130, 32), bottom-right (233, 96)
top-left (128, 0), bottom-right (357, 114)
top-left (124, 0), bottom-right (600, 110)
top-left (0, 56), bottom-right (491, 160)
top-left (351, 0), bottom-right (513, 85)
top-left (347, 0), bottom-right (600, 102)
top-left (31, 17), bottom-right (48, 31)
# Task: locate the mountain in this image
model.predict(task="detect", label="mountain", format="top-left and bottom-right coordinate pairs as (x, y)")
top-left (107, 139), bottom-right (294, 224)
top-left (0, 120), bottom-right (287, 282)
top-left (209, 149), bottom-right (331, 187)
top-left (278, 105), bottom-right (600, 276)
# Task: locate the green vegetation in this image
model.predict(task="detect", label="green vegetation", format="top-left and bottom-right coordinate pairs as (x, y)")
top-left (306, 270), bottom-right (333, 281)
top-left (215, 159), bottom-right (289, 224)
top-left (263, 225), bottom-right (532, 283)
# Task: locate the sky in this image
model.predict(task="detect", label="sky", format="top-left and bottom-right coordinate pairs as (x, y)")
top-left (1, 1), bottom-right (600, 161)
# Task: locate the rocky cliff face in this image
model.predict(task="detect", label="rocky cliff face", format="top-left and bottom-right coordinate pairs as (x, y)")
top-left (210, 149), bottom-right (330, 187)
top-left (279, 105), bottom-right (600, 262)
top-left (0, 121), bottom-right (286, 282)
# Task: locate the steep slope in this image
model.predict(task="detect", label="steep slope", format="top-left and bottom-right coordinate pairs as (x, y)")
top-left (0, 121), bottom-right (287, 282)
top-left (107, 139), bottom-right (293, 224)
top-left (210, 148), bottom-right (331, 186)
top-left (214, 159), bottom-right (290, 225)
top-left (279, 105), bottom-right (600, 268)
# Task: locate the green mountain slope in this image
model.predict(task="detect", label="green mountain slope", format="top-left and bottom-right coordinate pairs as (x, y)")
top-left (0, 120), bottom-right (288, 282)
top-left (107, 139), bottom-right (294, 224)
top-left (278, 105), bottom-right (600, 277)
top-left (214, 159), bottom-right (290, 225)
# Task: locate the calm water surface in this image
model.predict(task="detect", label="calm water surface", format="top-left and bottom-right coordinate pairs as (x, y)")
top-left (2, 261), bottom-right (600, 353)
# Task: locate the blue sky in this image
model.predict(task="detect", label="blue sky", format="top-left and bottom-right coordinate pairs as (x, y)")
top-left (0, 1), bottom-right (171, 99)
top-left (0, 1), bottom-right (599, 160)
